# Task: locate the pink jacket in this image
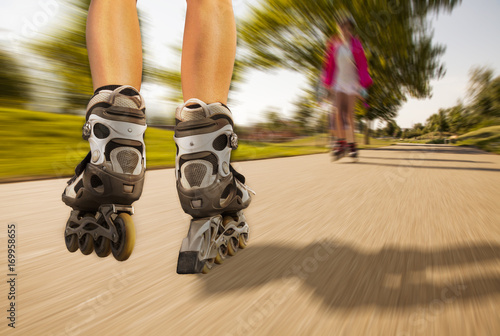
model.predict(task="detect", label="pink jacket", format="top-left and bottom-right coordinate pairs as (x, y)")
top-left (321, 36), bottom-right (373, 89)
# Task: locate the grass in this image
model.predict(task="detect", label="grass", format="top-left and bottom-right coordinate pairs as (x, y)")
top-left (456, 125), bottom-right (500, 154)
top-left (354, 134), bottom-right (397, 148)
top-left (0, 108), bottom-right (395, 182)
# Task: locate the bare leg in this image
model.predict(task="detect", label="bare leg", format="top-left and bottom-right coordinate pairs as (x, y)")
top-left (87, 0), bottom-right (142, 90)
top-left (335, 91), bottom-right (347, 140)
top-left (330, 106), bottom-right (337, 139)
top-left (181, 0), bottom-right (236, 104)
top-left (329, 95), bottom-right (337, 140)
top-left (346, 94), bottom-right (357, 143)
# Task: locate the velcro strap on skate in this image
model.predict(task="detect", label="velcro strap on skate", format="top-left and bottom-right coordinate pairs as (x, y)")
top-left (229, 132), bottom-right (238, 149)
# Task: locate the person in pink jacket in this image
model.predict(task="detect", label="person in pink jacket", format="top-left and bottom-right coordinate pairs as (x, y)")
top-left (321, 15), bottom-right (372, 159)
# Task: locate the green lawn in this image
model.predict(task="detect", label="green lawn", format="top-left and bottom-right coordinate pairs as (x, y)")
top-left (456, 125), bottom-right (500, 154)
top-left (0, 108), bottom-right (394, 181)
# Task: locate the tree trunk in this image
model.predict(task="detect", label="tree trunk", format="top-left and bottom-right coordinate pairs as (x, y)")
top-left (364, 117), bottom-right (370, 145)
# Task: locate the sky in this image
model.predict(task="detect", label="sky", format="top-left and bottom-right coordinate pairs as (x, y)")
top-left (1, 0), bottom-right (499, 128)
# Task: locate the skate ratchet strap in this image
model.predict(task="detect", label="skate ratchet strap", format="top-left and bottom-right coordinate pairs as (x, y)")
top-left (107, 85), bottom-right (143, 108)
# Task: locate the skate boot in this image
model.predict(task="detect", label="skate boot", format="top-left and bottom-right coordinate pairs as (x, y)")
top-left (332, 139), bottom-right (346, 161)
top-left (62, 85), bottom-right (147, 261)
top-left (174, 99), bottom-right (254, 274)
top-left (348, 142), bottom-right (358, 160)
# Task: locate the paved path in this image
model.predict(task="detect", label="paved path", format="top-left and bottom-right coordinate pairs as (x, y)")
top-left (1, 144), bottom-right (499, 335)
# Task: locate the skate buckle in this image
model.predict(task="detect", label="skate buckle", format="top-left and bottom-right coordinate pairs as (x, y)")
top-left (82, 121), bottom-right (91, 140)
top-left (110, 204), bottom-right (134, 215)
top-left (229, 132), bottom-right (238, 149)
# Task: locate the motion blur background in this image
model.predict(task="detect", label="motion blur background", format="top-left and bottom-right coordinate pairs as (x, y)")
top-left (1, 2), bottom-right (500, 335)
top-left (0, 0), bottom-right (499, 181)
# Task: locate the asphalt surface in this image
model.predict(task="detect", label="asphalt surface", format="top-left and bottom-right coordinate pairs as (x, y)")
top-left (1, 144), bottom-right (499, 335)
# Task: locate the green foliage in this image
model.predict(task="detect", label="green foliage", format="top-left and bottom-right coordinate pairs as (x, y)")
top-left (28, 0), bottom-right (92, 112)
top-left (403, 122), bottom-right (424, 138)
top-left (265, 107), bottom-right (286, 130)
top-left (417, 66), bottom-right (500, 141)
top-left (383, 120), bottom-right (402, 138)
top-left (456, 126), bottom-right (500, 154)
top-left (467, 67), bottom-right (500, 119)
top-left (425, 108), bottom-right (449, 136)
top-left (457, 125), bottom-right (500, 141)
top-left (293, 93), bottom-right (319, 134)
top-left (0, 50), bottom-right (29, 107)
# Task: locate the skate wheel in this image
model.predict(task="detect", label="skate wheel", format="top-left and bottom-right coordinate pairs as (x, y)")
top-left (239, 232), bottom-right (249, 249)
top-left (202, 258), bottom-right (215, 274)
top-left (227, 236), bottom-right (239, 256)
top-left (95, 237), bottom-right (111, 258)
top-left (79, 234), bottom-right (94, 255)
top-left (65, 234), bottom-right (78, 253)
top-left (111, 213), bottom-right (136, 261)
top-left (222, 216), bottom-right (235, 227)
top-left (215, 244), bottom-right (228, 264)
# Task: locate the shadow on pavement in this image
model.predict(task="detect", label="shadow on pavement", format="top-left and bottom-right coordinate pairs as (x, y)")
top-left (200, 241), bottom-right (500, 309)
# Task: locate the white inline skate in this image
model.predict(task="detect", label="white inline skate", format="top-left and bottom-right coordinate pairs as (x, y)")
top-left (174, 99), bottom-right (253, 274)
top-left (62, 85), bottom-right (147, 261)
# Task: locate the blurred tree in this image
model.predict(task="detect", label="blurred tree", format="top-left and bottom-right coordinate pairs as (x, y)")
top-left (429, 66), bottom-right (500, 137)
top-left (446, 103), bottom-right (467, 134)
top-left (27, 0), bottom-right (157, 112)
top-left (0, 49), bottom-right (29, 107)
top-left (413, 123), bottom-right (424, 131)
top-left (384, 120), bottom-right (401, 138)
top-left (28, 0), bottom-right (92, 113)
top-left (467, 66), bottom-right (500, 120)
top-left (314, 110), bottom-right (329, 134)
top-left (425, 108), bottom-right (449, 138)
top-left (293, 94), bottom-right (317, 134)
top-left (238, 0), bottom-right (462, 143)
top-left (265, 107), bottom-right (286, 130)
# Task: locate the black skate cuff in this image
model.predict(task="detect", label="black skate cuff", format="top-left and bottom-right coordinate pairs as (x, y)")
top-left (67, 151), bottom-right (91, 185)
top-left (93, 85), bottom-right (139, 97)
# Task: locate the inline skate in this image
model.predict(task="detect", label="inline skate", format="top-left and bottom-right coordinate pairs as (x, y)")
top-left (347, 142), bottom-right (359, 161)
top-left (62, 85), bottom-right (147, 261)
top-left (332, 139), bottom-right (347, 161)
top-left (174, 99), bottom-right (254, 274)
